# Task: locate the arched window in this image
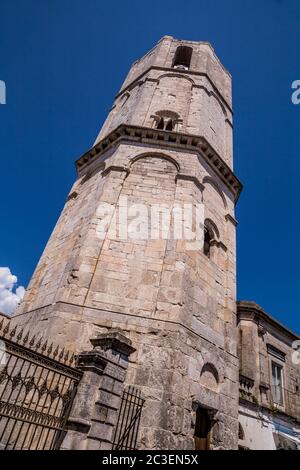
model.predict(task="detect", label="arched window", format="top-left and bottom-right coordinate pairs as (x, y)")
top-left (200, 363), bottom-right (219, 391)
top-left (156, 117), bottom-right (173, 130)
top-left (203, 226), bottom-right (212, 258)
top-left (203, 219), bottom-right (220, 259)
top-left (173, 46), bottom-right (193, 70)
top-left (153, 111), bottom-right (180, 131)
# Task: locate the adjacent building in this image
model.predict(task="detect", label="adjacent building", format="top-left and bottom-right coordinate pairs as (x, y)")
top-left (238, 301), bottom-right (300, 450)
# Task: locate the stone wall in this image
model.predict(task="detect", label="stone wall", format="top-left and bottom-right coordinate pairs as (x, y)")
top-left (238, 301), bottom-right (300, 431)
top-left (12, 143), bottom-right (239, 449)
top-left (95, 36), bottom-right (233, 168)
top-left (11, 37), bottom-right (241, 450)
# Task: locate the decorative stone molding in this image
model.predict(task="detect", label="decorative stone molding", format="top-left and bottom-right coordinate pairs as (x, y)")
top-left (210, 239), bottom-right (227, 252)
top-left (90, 330), bottom-right (136, 357)
top-left (259, 382), bottom-right (270, 392)
top-left (257, 324), bottom-right (267, 338)
top-left (267, 343), bottom-right (286, 362)
top-left (75, 124), bottom-right (242, 202)
top-left (130, 152), bottom-right (180, 172)
top-left (204, 217), bottom-right (220, 239)
top-left (225, 213), bottom-right (238, 226)
top-left (76, 350), bottom-right (107, 375)
top-left (101, 165), bottom-right (129, 177)
top-left (175, 173), bottom-right (204, 192)
top-left (239, 374), bottom-right (254, 392)
top-left (202, 176), bottom-right (228, 209)
top-left (237, 301), bottom-right (300, 343)
top-left (61, 329), bottom-right (135, 450)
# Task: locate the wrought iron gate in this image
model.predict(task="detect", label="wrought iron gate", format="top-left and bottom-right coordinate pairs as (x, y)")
top-left (112, 385), bottom-right (144, 450)
top-left (0, 318), bottom-right (82, 450)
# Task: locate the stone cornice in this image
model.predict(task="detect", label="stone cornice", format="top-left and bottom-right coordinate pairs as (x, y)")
top-left (75, 351), bottom-right (107, 375)
top-left (90, 330), bottom-right (136, 357)
top-left (225, 214), bottom-right (238, 226)
top-left (237, 300), bottom-right (300, 342)
top-left (75, 124), bottom-right (243, 203)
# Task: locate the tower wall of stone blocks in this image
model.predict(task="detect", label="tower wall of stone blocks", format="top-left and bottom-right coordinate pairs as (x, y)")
top-left (11, 36), bottom-right (242, 450)
top-left (95, 36), bottom-right (233, 169)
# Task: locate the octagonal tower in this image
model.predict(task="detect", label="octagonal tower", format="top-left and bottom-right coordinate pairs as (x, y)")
top-left (12, 36), bottom-right (242, 450)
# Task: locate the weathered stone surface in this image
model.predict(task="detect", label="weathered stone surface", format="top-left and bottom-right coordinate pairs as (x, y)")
top-left (61, 330), bottom-right (134, 450)
top-left (237, 301), bottom-right (300, 450)
top-left (11, 36), bottom-right (241, 450)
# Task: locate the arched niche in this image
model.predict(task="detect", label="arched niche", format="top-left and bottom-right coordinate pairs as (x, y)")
top-left (202, 176), bottom-right (227, 211)
top-left (129, 152), bottom-right (180, 174)
top-left (200, 363), bottom-right (219, 392)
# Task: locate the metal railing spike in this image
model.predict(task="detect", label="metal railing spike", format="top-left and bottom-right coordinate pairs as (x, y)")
top-left (23, 331), bottom-right (29, 345)
top-left (10, 326), bottom-right (17, 338)
top-left (3, 323), bottom-right (10, 336)
top-left (17, 328), bottom-right (24, 342)
top-left (29, 335), bottom-right (36, 347)
top-left (53, 346), bottom-right (59, 358)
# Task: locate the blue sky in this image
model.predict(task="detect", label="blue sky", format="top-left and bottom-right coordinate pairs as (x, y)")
top-left (0, 0), bottom-right (299, 332)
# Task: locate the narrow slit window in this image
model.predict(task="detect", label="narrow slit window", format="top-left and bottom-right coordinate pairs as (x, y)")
top-left (165, 119), bottom-right (173, 131)
top-left (203, 226), bottom-right (212, 258)
top-left (156, 117), bottom-right (164, 130)
top-left (238, 423), bottom-right (245, 441)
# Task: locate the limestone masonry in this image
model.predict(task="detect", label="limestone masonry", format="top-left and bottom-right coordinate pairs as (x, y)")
top-left (10, 36), bottom-right (299, 450)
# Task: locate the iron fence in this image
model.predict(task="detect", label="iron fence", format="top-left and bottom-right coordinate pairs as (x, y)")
top-left (112, 385), bottom-right (144, 450)
top-left (0, 318), bottom-right (82, 450)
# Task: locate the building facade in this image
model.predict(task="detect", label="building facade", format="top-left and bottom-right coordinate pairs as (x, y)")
top-left (237, 301), bottom-right (300, 450)
top-left (9, 36), bottom-right (299, 450)
top-left (11, 36), bottom-right (242, 450)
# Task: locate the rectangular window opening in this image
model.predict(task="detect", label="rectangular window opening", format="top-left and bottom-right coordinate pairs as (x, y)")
top-left (271, 362), bottom-right (283, 406)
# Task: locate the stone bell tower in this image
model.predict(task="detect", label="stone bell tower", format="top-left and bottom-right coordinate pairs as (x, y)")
top-left (12, 36), bottom-right (242, 449)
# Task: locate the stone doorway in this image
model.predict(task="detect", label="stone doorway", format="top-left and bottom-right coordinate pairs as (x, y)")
top-left (194, 407), bottom-right (213, 450)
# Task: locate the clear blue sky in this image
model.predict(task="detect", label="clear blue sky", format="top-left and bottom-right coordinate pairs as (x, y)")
top-left (1, 0), bottom-right (299, 332)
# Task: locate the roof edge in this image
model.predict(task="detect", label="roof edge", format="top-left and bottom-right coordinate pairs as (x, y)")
top-left (237, 300), bottom-right (300, 341)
